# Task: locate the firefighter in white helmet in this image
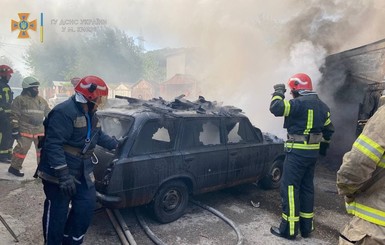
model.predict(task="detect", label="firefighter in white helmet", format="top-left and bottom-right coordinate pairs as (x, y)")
top-left (8, 76), bottom-right (50, 177)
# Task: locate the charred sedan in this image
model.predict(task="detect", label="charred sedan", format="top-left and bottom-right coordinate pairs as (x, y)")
top-left (94, 96), bottom-right (285, 223)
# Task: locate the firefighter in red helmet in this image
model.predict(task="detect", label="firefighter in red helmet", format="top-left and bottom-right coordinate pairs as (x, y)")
top-left (37, 75), bottom-right (118, 244)
top-left (0, 65), bottom-right (14, 163)
top-left (269, 73), bottom-right (334, 240)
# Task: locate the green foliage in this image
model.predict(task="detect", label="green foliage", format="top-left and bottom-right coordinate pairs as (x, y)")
top-left (25, 27), bottom-right (167, 86)
top-left (142, 50), bottom-right (166, 83)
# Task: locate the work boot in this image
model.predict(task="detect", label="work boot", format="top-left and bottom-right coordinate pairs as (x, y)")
top-left (270, 226), bottom-right (296, 240)
top-left (8, 166), bottom-right (24, 177)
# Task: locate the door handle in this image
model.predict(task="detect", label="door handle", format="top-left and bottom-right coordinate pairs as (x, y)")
top-left (230, 151), bottom-right (238, 156)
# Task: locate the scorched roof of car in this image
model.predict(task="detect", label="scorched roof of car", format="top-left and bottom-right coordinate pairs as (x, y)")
top-left (102, 95), bottom-right (244, 117)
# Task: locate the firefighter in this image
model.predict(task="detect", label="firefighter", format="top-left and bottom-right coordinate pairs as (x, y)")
top-left (0, 65), bottom-right (14, 163)
top-left (337, 105), bottom-right (385, 244)
top-left (269, 73), bottom-right (335, 240)
top-left (37, 76), bottom-right (118, 245)
top-left (8, 77), bottom-right (50, 177)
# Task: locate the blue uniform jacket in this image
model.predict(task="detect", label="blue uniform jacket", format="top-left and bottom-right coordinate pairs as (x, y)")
top-left (270, 92), bottom-right (334, 157)
top-left (38, 96), bottom-right (117, 187)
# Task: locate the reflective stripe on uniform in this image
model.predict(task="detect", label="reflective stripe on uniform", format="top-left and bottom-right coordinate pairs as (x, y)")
top-left (21, 109), bottom-right (44, 114)
top-left (284, 142), bottom-right (320, 150)
top-left (346, 201), bottom-right (385, 226)
top-left (20, 132), bottom-right (44, 139)
top-left (2, 87), bottom-right (10, 102)
top-left (324, 112), bottom-right (331, 126)
top-left (300, 212), bottom-right (314, 219)
top-left (304, 109), bottom-right (313, 135)
top-left (353, 134), bottom-right (384, 163)
top-left (281, 185), bottom-right (299, 236)
top-left (14, 152), bottom-right (26, 159)
top-left (283, 100), bottom-right (290, 117)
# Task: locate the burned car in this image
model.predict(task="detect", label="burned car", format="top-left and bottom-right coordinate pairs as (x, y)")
top-left (94, 96), bottom-right (285, 223)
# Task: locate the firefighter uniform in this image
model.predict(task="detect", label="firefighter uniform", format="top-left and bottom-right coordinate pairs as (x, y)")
top-left (9, 86), bottom-right (50, 175)
top-left (0, 80), bottom-right (13, 162)
top-left (270, 82), bottom-right (334, 239)
top-left (37, 77), bottom-right (117, 245)
top-left (337, 105), bottom-right (385, 244)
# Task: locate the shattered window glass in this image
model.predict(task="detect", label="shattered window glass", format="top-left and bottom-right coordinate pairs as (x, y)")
top-left (180, 119), bottom-right (221, 149)
top-left (227, 122), bottom-right (243, 143)
top-left (225, 118), bottom-right (260, 144)
top-left (99, 116), bottom-right (133, 139)
top-left (131, 119), bottom-right (177, 155)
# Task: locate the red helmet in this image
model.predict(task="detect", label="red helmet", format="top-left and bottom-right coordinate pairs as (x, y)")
top-left (287, 73), bottom-right (313, 91)
top-left (0, 65), bottom-right (13, 80)
top-left (75, 76), bottom-right (108, 101)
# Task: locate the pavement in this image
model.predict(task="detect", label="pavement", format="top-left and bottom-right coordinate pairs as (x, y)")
top-left (0, 145), bottom-right (38, 181)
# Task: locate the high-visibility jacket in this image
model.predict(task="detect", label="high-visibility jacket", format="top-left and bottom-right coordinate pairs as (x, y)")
top-left (10, 91), bottom-right (50, 135)
top-left (337, 105), bottom-right (385, 227)
top-left (0, 81), bottom-right (13, 114)
top-left (270, 91), bottom-right (334, 156)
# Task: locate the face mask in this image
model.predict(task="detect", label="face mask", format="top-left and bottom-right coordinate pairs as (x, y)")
top-left (29, 87), bottom-right (39, 97)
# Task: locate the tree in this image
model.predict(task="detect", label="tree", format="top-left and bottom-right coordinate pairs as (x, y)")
top-left (26, 27), bottom-right (145, 86)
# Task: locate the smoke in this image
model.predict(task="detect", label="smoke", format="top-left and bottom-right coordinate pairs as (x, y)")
top-left (1, 0), bottom-right (385, 138)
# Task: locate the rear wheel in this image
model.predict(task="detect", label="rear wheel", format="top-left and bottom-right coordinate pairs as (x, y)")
top-left (260, 158), bottom-right (283, 189)
top-left (152, 180), bottom-right (189, 223)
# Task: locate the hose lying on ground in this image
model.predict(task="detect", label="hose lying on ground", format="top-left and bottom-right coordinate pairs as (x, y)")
top-left (135, 207), bottom-right (168, 245)
top-left (190, 199), bottom-right (244, 245)
top-left (106, 208), bottom-right (130, 245)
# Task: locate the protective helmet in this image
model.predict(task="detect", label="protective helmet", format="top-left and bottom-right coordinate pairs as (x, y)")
top-left (0, 65), bottom-right (13, 81)
top-left (75, 75), bottom-right (108, 101)
top-left (287, 73), bottom-right (313, 91)
top-left (22, 76), bottom-right (40, 88)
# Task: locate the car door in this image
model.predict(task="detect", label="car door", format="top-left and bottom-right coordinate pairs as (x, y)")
top-left (224, 117), bottom-right (265, 184)
top-left (179, 118), bottom-right (228, 192)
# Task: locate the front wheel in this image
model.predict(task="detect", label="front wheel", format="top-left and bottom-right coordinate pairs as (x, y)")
top-left (152, 180), bottom-right (189, 223)
top-left (260, 158), bottom-right (284, 189)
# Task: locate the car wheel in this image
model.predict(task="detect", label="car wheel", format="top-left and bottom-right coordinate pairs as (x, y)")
top-left (260, 158), bottom-right (283, 189)
top-left (152, 180), bottom-right (189, 223)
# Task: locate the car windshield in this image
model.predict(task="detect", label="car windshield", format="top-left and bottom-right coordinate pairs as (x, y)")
top-left (98, 115), bottom-right (133, 139)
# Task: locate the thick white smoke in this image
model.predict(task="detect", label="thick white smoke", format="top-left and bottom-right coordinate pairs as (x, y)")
top-left (1, 0), bottom-right (385, 137)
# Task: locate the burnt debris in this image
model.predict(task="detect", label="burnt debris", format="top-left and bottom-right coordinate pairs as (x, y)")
top-left (114, 94), bottom-right (243, 116)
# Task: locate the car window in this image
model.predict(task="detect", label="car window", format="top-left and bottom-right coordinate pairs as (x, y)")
top-left (99, 116), bottom-right (133, 139)
top-left (180, 119), bottom-right (221, 149)
top-left (131, 119), bottom-right (177, 155)
top-left (225, 118), bottom-right (260, 144)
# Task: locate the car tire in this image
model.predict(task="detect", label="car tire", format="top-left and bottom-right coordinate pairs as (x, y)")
top-left (260, 158), bottom-right (283, 189)
top-left (152, 180), bottom-right (189, 223)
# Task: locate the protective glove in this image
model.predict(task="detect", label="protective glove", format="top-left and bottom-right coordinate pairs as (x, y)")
top-left (112, 136), bottom-right (127, 149)
top-left (54, 166), bottom-right (77, 197)
top-left (273, 84), bottom-right (286, 97)
top-left (319, 141), bottom-right (329, 156)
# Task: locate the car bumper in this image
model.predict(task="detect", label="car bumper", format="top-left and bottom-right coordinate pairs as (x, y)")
top-left (96, 191), bottom-right (122, 208)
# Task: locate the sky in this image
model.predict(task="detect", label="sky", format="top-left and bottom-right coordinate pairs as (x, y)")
top-left (2, 0), bottom-right (385, 136)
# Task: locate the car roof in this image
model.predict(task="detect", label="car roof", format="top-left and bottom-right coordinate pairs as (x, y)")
top-left (98, 96), bottom-right (247, 120)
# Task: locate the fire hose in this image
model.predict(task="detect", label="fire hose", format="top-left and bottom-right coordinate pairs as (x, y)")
top-left (0, 214), bottom-right (19, 242)
top-left (135, 199), bottom-right (244, 245)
